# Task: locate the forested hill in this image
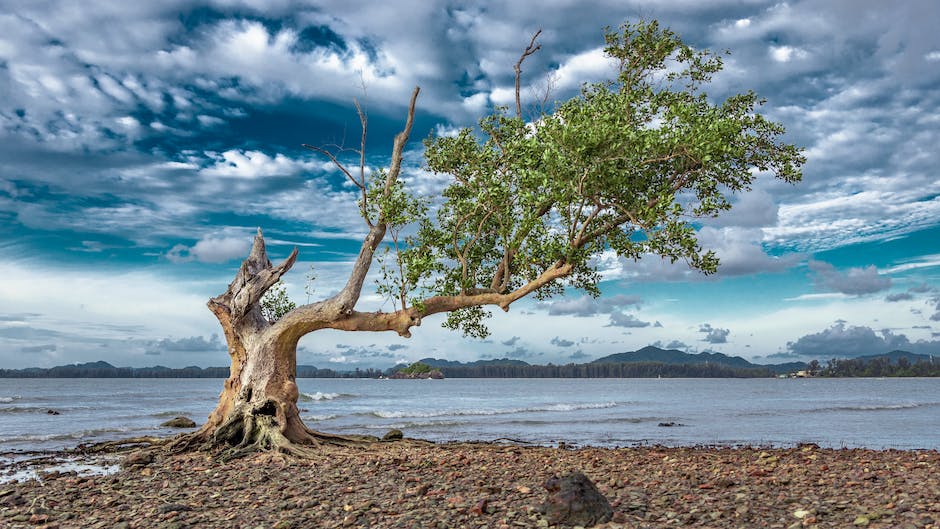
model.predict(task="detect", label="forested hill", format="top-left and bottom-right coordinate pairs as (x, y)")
top-left (416, 348), bottom-right (789, 378)
top-left (592, 346), bottom-right (806, 374)
top-left (0, 361), bottom-right (344, 378)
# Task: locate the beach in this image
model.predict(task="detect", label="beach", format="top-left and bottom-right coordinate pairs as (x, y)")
top-left (2, 441), bottom-right (938, 528)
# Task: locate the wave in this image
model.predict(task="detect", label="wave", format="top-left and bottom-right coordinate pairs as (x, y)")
top-left (300, 414), bottom-right (339, 422)
top-left (0, 396), bottom-right (22, 404)
top-left (0, 426), bottom-right (133, 444)
top-left (368, 401), bottom-right (619, 419)
top-left (813, 402), bottom-right (938, 413)
top-left (299, 392), bottom-right (354, 402)
top-left (0, 406), bottom-right (57, 414)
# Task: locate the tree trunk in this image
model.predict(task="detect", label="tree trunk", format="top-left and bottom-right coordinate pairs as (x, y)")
top-left (177, 230), bottom-right (368, 457)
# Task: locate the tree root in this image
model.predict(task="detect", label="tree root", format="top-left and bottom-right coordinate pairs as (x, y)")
top-left (71, 436), bottom-right (172, 455)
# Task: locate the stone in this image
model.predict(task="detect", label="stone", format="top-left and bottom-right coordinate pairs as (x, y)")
top-left (121, 451), bottom-right (154, 468)
top-left (46, 409), bottom-right (60, 415)
top-left (382, 429), bottom-right (404, 441)
top-left (541, 472), bottom-right (613, 527)
top-left (160, 416), bottom-right (196, 428)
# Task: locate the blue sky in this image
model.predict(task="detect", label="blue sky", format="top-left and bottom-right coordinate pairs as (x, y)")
top-left (1, 0), bottom-right (939, 370)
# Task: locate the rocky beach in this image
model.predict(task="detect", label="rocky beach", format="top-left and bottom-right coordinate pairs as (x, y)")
top-left (2, 440), bottom-right (938, 529)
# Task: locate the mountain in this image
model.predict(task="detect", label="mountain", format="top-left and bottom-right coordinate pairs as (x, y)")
top-left (592, 345), bottom-right (803, 375)
top-left (592, 345), bottom-right (753, 368)
top-left (417, 357), bottom-right (531, 368)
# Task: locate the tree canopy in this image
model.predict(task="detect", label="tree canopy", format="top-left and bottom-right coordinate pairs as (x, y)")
top-left (361, 21), bottom-right (803, 338)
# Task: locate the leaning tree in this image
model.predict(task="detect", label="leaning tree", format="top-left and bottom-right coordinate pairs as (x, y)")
top-left (182, 21), bottom-right (803, 456)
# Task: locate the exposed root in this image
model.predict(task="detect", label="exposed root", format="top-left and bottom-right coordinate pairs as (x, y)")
top-left (71, 436), bottom-right (171, 455)
top-left (194, 409), bottom-right (380, 461)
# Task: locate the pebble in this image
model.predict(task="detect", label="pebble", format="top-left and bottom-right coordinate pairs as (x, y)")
top-left (1, 443), bottom-right (937, 528)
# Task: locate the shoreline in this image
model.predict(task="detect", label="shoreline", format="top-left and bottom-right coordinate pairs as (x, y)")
top-left (2, 440), bottom-right (938, 528)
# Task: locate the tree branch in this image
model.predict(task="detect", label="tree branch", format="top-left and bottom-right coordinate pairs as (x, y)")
top-left (328, 260), bottom-right (574, 337)
top-left (514, 29), bottom-right (542, 118)
top-left (210, 228), bottom-right (299, 323)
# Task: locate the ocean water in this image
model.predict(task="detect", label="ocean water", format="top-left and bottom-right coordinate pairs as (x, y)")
top-left (1, 377), bottom-right (938, 453)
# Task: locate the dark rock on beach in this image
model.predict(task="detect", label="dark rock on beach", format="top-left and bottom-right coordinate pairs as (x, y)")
top-left (382, 429), bottom-right (404, 441)
top-left (161, 416), bottom-right (197, 428)
top-left (541, 471), bottom-right (613, 527)
top-left (120, 450), bottom-right (154, 468)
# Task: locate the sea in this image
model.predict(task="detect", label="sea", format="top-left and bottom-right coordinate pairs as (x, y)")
top-left (1, 377), bottom-right (938, 454)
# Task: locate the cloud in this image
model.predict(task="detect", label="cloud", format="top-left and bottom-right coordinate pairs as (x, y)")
top-left (146, 335), bottom-right (226, 354)
top-left (787, 322), bottom-right (940, 358)
top-left (386, 344), bottom-right (407, 351)
top-left (886, 292), bottom-right (914, 302)
top-left (808, 261), bottom-right (891, 296)
top-left (699, 323), bottom-right (730, 344)
top-left (167, 234), bottom-right (251, 263)
top-left (607, 312), bottom-right (652, 328)
top-left (501, 336), bottom-right (520, 346)
top-left (568, 350), bottom-right (590, 360)
top-left (199, 150), bottom-right (325, 179)
top-left (550, 336), bottom-right (574, 348)
top-left (541, 294), bottom-right (641, 317)
top-left (21, 344), bottom-right (57, 354)
top-left (652, 340), bottom-right (691, 351)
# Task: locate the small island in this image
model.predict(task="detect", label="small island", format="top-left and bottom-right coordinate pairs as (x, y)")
top-left (388, 361), bottom-right (444, 379)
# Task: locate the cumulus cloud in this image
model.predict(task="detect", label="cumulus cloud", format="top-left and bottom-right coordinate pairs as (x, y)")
top-left (501, 336), bottom-right (520, 346)
top-left (167, 234), bottom-right (251, 264)
top-left (550, 336), bottom-right (575, 347)
top-left (607, 312), bottom-right (653, 328)
top-left (787, 322), bottom-right (940, 358)
top-left (652, 340), bottom-right (691, 351)
top-left (808, 261), bottom-right (891, 296)
top-left (699, 324), bottom-right (730, 344)
top-left (199, 150), bottom-right (326, 179)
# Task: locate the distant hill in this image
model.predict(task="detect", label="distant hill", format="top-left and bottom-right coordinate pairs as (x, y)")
top-left (592, 345), bottom-right (803, 375)
top-left (0, 362), bottom-right (348, 378)
top-left (417, 357), bottom-right (531, 368)
top-left (853, 350), bottom-right (935, 364)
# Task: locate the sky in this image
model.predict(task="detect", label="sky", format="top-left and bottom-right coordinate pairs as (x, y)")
top-left (1, 0), bottom-right (939, 370)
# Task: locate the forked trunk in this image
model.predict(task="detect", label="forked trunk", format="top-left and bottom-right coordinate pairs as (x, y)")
top-left (175, 230), bottom-right (368, 457)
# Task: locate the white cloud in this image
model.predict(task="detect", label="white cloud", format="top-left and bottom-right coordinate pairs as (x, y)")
top-left (167, 234), bottom-right (251, 264)
top-left (769, 45), bottom-right (808, 63)
top-left (926, 51), bottom-right (940, 62)
top-left (200, 150), bottom-right (324, 179)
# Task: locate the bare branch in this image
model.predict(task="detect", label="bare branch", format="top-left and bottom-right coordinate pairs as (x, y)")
top-left (302, 144), bottom-right (362, 191)
top-left (383, 87), bottom-right (421, 200)
top-left (514, 29), bottom-right (542, 118)
top-left (210, 229), bottom-right (299, 323)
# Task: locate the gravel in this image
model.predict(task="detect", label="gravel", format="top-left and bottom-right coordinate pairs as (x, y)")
top-left (2, 441), bottom-right (938, 528)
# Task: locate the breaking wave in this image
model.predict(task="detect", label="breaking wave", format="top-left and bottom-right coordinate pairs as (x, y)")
top-left (0, 396), bottom-right (22, 404)
top-left (299, 392), bottom-right (355, 402)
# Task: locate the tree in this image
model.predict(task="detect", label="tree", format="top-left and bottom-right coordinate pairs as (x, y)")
top-left (179, 21), bottom-right (803, 456)
top-left (260, 281), bottom-right (296, 323)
